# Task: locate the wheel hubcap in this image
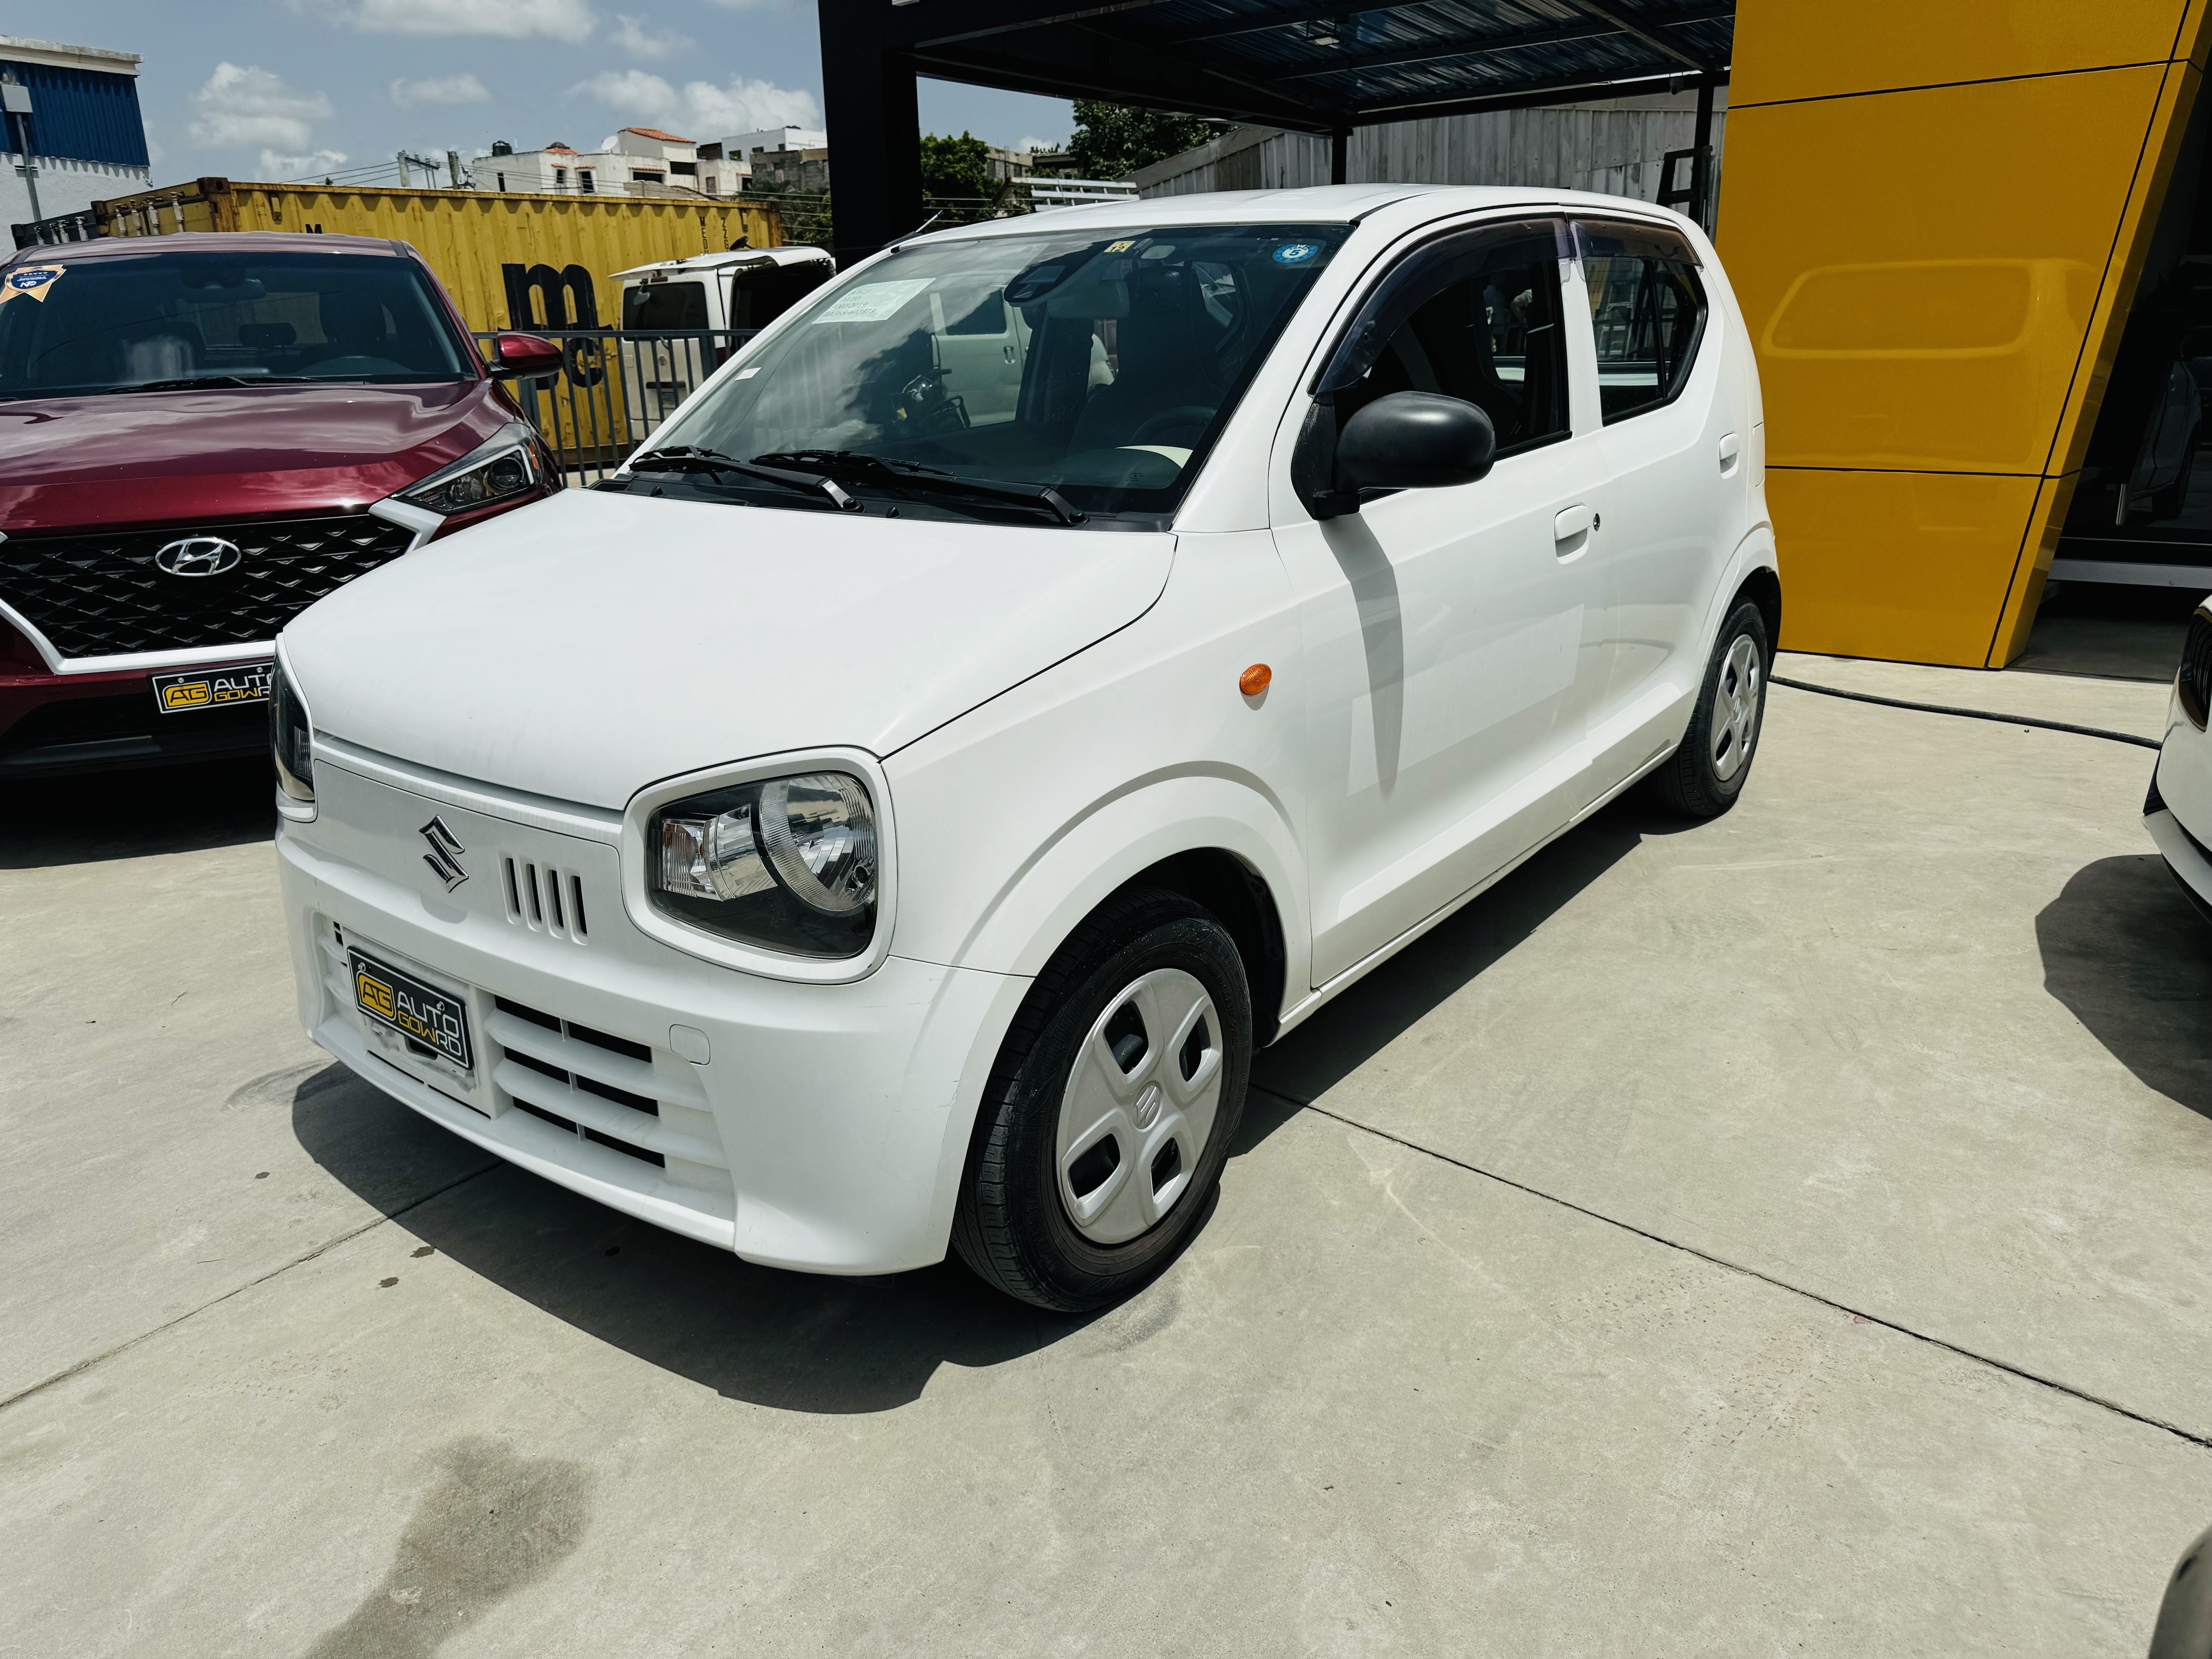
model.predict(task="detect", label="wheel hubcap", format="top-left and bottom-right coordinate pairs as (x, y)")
top-left (1709, 634), bottom-right (1763, 782)
top-left (1056, 967), bottom-right (1223, 1246)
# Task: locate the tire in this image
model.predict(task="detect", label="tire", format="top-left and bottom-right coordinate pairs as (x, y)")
top-left (951, 888), bottom-right (1252, 1311)
top-left (1651, 600), bottom-right (1771, 818)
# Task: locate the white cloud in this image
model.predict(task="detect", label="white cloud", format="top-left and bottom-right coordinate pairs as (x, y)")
top-left (570, 69), bottom-right (821, 141)
top-left (390, 73), bottom-right (491, 107)
top-left (261, 147), bottom-right (350, 179)
top-left (302, 0), bottom-right (597, 41)
top-left (704, 0), bottom-right (791, 10)
top-left (188, 63), bottom-right (333, 154)
top-left (1017, 135), bottom-right (1060, 154)
top-left (610, 13), bottom-right (690, 57)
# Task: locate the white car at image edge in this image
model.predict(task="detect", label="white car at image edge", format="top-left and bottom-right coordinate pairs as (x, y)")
top-left (272, 183), bottom-right (1778, 1310)
top-left (2147, 601), bottom-right (2212, 918)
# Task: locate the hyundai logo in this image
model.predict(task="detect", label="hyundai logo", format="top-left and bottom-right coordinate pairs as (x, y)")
top-left (153, 536), bottom-right (243, 577)
top-left (420, 817), bottom-right (469, 891)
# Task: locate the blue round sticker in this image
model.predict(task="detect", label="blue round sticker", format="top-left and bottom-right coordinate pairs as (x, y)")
top-left (8, 267), bottom-right (58, 290)
top-left (1273, 242), bottom-right (1319, 266)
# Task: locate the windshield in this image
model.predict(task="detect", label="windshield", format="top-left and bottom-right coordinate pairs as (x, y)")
top-left (647, 222), bottom-right (1350, 520)
top-left (0, 249), bottom-right (474, 399)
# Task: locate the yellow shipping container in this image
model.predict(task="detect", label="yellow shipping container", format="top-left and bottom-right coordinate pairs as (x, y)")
top-left (89, 176), bottom-right (785, 333)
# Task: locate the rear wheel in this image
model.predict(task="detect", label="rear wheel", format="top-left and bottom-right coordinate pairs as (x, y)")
top-left (1652, 600), bottom-right (1770, 817)
top-left (952, 888), bottom-right (1251, 1311)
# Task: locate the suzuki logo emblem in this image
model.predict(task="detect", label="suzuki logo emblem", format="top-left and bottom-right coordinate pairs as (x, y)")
top-left (153, 536), bottom-right (242, 577)
top-left (420, 817), bottom-right (468, 891)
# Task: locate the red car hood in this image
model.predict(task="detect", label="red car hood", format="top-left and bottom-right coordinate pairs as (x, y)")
top-left (0, 380), bottom-right (515, 532)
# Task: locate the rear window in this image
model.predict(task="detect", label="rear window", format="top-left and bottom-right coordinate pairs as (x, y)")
top-left (623, 281), bottom-right (710, 330)
top-left (0, 249), bottom-right (473, 400)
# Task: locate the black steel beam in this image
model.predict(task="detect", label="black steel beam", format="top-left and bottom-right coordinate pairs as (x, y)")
top-left (1166, 0), bottom-right (1437, 46)
top-left (820, 0), bottom-right (926, 263)
top-left (911, 31), bottom-right (1342, 131)
top-left (1575, 0), bottom-right (1716, 72)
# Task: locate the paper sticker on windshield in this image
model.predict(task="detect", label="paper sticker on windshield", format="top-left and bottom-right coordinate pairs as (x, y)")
top-left (1104, 240), bottom-right (1136, 254)
top-left (1273, 243), bottom-right (1321, 266)
top-left (0, 264), bottom-right (63, 304)
top-left (811, 279), bottom-right (931, 323)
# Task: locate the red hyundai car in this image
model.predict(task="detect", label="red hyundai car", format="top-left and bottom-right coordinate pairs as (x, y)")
top-left (0, 232), bottom-right (563, 778)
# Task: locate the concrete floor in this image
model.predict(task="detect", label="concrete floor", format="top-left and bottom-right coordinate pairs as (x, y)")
top-left (5, 639), bottom-right (2212, 1657)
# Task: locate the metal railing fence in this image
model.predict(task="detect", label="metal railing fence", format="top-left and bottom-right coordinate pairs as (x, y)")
top-left (475, 326), bottom-right (758, 484)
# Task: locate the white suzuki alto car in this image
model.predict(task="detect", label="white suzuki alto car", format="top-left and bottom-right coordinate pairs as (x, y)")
top-left (274, 185), bottom-right (1778, 1310)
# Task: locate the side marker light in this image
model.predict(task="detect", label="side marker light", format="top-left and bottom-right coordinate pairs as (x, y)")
top-left (1240, 663), bottom-right (1273, 696)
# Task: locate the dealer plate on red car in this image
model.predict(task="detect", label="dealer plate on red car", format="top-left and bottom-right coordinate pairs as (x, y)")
top-left (150, 660), bottom-right (274, 714)
top-left (350, 950), bottom-right (474, 1071)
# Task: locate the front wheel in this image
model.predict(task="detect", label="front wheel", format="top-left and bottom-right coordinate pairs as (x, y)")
top-left (1651, 600), bottom-right (1771, 817)
top-left (951, 888), bottom-right (1252, 1311)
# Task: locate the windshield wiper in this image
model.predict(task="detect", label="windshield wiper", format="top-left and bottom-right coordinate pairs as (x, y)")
top-left (752, 450), bottom-right (1084, 526)
top-left (626, 445), bottom-right (859, 510)
top-left (102, 374), bottom-right (319, 394)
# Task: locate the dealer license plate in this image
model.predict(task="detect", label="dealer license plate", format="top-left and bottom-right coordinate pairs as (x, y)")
top-left (151, 660), bottom-right (274, 715)
top-left (349, 950), bottom-right (474, 1072)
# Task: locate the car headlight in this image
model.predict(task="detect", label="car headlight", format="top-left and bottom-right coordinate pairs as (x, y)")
top-left (650, 771), bottom-right (878, 957)
top-left (398, 424), bottom-right (543, 515)
top-left (271, 660), bottom-right (314, 804)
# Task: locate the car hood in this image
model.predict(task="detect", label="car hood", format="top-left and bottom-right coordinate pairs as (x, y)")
top-left (284, 487), bottom-right (1175, 809)
top-left (0, 381), bottom-right (511, 531)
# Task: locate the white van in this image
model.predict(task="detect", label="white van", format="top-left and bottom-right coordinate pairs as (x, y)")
top-left (613, 245), bottom-right (834, 436)
top-left (272, 186), bottom-right (1778, 1310)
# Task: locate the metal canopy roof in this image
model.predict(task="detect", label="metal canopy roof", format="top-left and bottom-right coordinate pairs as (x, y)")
top-left (816, 0), bottom-right (1733, 259)
top-left (905, 0), bottom-right (1731, 132)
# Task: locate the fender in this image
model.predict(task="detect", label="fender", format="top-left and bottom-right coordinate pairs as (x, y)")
top-left (1693, 519), bottom-right (1782, 670)
top-left (953, 767), bottom-right (1313, 1000)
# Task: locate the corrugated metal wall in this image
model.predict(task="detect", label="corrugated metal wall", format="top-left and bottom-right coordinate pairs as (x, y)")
top-left (1133, 93), bottom-right (1726, 219)
top-left (0, 59), bottom-right (148, 169)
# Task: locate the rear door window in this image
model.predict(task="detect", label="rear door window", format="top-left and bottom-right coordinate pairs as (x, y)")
top-left (1576, 220), bottom-right (1707, 423)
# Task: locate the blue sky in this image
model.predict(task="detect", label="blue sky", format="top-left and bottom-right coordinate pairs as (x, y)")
top-left (49, 0), bottom-right (1075, 186)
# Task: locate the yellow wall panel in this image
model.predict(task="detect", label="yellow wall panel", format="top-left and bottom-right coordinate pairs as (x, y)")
top-left (1723, 67), bottom-right (2166, 473)
top-left (1771, 471), bottom-right (2045, 666)
top-left (1732, 0), bottom-right (2190, 105)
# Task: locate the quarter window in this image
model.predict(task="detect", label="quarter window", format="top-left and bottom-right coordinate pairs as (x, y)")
top-left (1577, 220), bottom-right (1707, 423)
top-left (1321, 220), bottom-right (1571, 458)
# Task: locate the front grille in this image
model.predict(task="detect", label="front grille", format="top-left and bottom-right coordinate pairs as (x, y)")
top-left (501, 855), bottom-right (591, 946)
top-left (487, 995), bottom-right (730, 1183)
top-left (2181, 607), bottom-right (2212, 730)
top-left (0, 512), bottom-right (416, 660)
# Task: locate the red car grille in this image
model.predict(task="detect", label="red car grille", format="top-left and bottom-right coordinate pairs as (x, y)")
top-left (0, 513), bottom-right (416, 660)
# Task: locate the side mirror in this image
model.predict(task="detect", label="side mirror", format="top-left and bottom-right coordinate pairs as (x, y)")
top-left (486, 331), bottom-right (564, 379)
top-left (1337, 391), bottom-right (1496, 497)
top-left (2149, 1523), bottom-right (2212, 1658)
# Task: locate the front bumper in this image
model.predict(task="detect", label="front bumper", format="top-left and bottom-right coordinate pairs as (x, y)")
top-left (276, 748), bottom-right (1028, 1274)
top-left (2147, 684), bottom-right (2212, 923)
top-left (0, 660), bottom-right (271, 778)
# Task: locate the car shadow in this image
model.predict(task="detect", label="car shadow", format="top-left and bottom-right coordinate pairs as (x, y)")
top-left (293, 1062), bottom-right (1101, 1417)
top-left (1245, 793), bottom-right (1684, 1115)
top-left (0, 756), bottom-right (273, 869)
top-left (2037, 852), bottom-right (2212, 1116)
top-left (292, 791), bottom-right (1683, 1413)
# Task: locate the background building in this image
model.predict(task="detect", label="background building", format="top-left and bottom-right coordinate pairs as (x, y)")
top-left (1, 34), bottom-right (150, 242)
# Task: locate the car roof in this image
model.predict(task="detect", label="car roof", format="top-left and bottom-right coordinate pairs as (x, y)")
top-left (3, 231), bottom-right (408, 270)
top-left (611, 244), bottom-right (835, 280)
top-left (905, 183), bottom-right (1685, 245)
